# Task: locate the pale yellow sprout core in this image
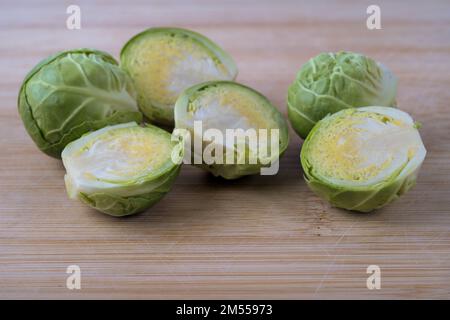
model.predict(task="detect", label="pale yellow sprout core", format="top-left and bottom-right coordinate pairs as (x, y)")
top-left (70, 127), bottom-right (172, 183)
top-left (125, 34), bottom-right (232, 113)
top-left (307, 111), bottom-right (421, 186)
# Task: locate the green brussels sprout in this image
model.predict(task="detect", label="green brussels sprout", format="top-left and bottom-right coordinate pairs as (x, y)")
top-left (18, 48), bottom-right (143, 158)
top-left (288, 51), bottom-right (397, 139)
top-left (62, 122), bottom-right (182, 216)
top-left (301, 107), bottom-right (426, 213)
top-left (174, 81), bottom-right (289, 179)
top-left (120, 27), bottom-right (238, 125)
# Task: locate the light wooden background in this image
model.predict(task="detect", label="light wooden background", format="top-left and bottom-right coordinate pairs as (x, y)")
top-left (1, 0), bottom-right (449, 299)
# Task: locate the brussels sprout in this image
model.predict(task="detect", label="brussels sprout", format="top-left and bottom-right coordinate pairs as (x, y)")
top-left (120, 27), bottom-right (238, 125)
top-left (288, 51), bottom-right (397, 139)
top-left (301, 107), bottom-right (426, 213)
top-left (62, 122), bottom-right (182, 216)
top-left (18, 48), bottom-right (143, 158)
top-left (174, 81), bottom-right (289, 179)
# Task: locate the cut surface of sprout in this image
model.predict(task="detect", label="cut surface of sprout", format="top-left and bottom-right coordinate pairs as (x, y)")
top-left (62, 122), bottom-right (174, 197)
top-left (305, 107), bottom-right (426, 187)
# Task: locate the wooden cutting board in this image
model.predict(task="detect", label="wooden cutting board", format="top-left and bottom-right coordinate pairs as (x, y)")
top-left (1, 0), bottom-right (449, 299)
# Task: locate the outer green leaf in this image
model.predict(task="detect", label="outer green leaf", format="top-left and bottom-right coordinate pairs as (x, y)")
top-left (288, 52), bottom-right (397, 139)
top-left (18, 48), bottom-right (143, 158)
top-left (78, 165), bottom-right (181, 216)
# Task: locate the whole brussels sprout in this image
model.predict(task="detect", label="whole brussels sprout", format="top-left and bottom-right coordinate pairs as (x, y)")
top-left (18, 48), bottom-right (143, 158)
top-left (120, 27), bottom-right (238, 125)
top-left (288, 51), bottom-right (397, 139)
top-left (62, 122), bottom-right (182, 216)
top-left (174, 81), bottom-right (289, 179)
top-left (301, 107), bottom-right (426, 213)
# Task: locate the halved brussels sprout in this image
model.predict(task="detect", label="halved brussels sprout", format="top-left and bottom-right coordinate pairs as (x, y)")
top-left (288, 51), bottom-right (397, 139)
top-left (62, 122), bottom-right (182, 216)
top-left (174, 81), bottom-right (289, 179)
top-left (18, 48), bottom-right (143, 158)
top-left (120, 27), bottom-right (238, 125)
top-left (301, 107), bottom-right (426, 212)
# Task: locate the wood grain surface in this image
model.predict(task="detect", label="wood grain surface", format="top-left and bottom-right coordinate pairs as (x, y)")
top-left (1, 0), bottom-right (450, 299)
